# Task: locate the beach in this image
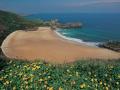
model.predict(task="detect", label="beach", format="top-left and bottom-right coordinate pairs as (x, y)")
top-left (1, 27), bottom-right (120, 64)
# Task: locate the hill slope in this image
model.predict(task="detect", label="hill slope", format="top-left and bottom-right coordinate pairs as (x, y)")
top-left (0, 10), bottom-right (44, 46)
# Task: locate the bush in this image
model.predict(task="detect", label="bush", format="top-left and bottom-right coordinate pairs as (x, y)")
top-left (0, 59), bottom-right (120, 90)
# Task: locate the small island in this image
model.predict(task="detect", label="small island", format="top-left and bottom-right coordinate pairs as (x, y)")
top-left (50, 19), bottom-right (82, 29)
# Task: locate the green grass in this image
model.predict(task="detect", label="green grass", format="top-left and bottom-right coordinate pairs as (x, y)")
top-left (0, 57), bottom-right (120, 90)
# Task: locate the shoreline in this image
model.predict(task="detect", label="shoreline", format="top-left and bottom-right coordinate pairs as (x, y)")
top-left (1, 27), bottom-right (120, 64)
top-left (55, 29), bottom-right (99, 47)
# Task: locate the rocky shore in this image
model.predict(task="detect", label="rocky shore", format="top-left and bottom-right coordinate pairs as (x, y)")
top-left (50, 20), bottom-right (82, 29)
top-left (98, 41), bottom-right (120, 52)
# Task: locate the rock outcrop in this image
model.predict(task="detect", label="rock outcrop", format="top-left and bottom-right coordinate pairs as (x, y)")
top-left (50, 20), bottom-right (82, 29)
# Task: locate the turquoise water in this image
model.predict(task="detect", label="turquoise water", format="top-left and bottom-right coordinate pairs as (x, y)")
top-left (26, 13), bottom-right (120, 43)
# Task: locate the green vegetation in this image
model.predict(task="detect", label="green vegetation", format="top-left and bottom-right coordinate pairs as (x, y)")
top-left (0, 10), bottom-right (120, 90)
top-left (0, 10), bottom-right (49, 46)
top-left (99, 41), bottom-right (120, 52)
top-left (0, 57), bottom-right (120, 90)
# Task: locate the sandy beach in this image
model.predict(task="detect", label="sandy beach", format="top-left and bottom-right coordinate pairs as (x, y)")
top-left (1, 27), bottom-right (120, 64)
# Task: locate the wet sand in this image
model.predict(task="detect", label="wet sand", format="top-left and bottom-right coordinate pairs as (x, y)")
top-left (1, 27), bottom-right (120, 64)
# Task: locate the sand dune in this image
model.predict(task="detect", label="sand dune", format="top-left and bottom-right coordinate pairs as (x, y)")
top-left (1, 27), bottom-right (120, 64)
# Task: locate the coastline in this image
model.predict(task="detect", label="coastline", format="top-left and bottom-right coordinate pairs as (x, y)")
top-left (55, 29), bottom-right (99, 47)
top-left (1, 27), bottom-right (120, 64)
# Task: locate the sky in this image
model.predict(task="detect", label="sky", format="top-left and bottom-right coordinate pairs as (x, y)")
top-left (0, 0), bottom-right (120, 15)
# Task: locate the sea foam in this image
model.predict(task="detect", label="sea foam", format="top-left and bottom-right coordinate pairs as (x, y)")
top-left (55, 30), bottom-right (99, 47)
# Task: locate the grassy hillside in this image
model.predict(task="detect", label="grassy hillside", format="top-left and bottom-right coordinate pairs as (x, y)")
top-left (0, 10), bottom-right (47, 46)
top-left (0, 57), bottom-right (120, 90)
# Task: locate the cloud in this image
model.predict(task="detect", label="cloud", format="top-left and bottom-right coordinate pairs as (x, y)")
top-left (66, 0), bottom-right (120, 7)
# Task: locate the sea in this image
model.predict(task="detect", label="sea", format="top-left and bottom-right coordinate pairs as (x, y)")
top-left (26, 13), bottom-right (120, 46)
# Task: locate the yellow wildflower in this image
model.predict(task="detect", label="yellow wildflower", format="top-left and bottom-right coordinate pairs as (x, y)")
top-left (59, 87), bottom-right (63, 90)
top-left (118, 74), bottom-right (120, 78)
top-left (76, 72), bottom-right (79, 76)
top-left (13, 86), bottom-right (16, 90)
top-left (108, 85), bottom-right (110, 87)
top-left (17, 66), bottom-right (19, 68)
top-left (48, 76), bottom-right (51, 79)
top-left (18, 72), bottom-right (23, 76)
top-left (45, 81), bottom-right (48, 84)
top-left (109, 78), bottom-right (112, 81)
top-left (49, 64), bottom-right (52, 67)
top-left (23, 77), bottom-right (28, 81)
top-left (105, 87), bottom-right (109, 90)
top-left (26, 85), bottom-right (29, 89)
top-left (94, 79), bottom-right (97, 82)
top-left (48, 87), bottom-right (54, 90)
top-left (44, 85), bottom-right (47, 88)
top-left (43, 72), bottom-right (46, 74)
top-left (88, 85), bottom-right (90, 87)
top-left (67, 69), bottom-right (70, 72)
top-left (24, 74), bottom-right (27, 77)
top-left (9, 73), bottom-right (12, 76)
top-left (95, 84), bottom-right (98, 87)
top-left (30, 74), bottom-right (34, 78)
top-left (24, 81), bottom-right (28, 85)
top-left (6, 80), bottom-right (9, 84)
top-left (100, 81), bottom-right (102, 85)
top-left (9, 60), bottom-right (13, 64)
top-left (69, 74), bottom-right (72, 77)
top-left (80, 83), bottom-right (86, 89)
top-left (104, 83), bottom-right (107, 86)
top-left (32, 65), bottom-right (40, 71)
top-left (91, 78), bottom-right (94, 82)
top-left (39, 78), bottom-right (43, 82)
top-left (0, 77), bottom-right (3, 80)
top-left (71, 80), bottom-right (76, 85)
top-left (32, 67), bottom-right (36, 71)
top-left (116, 82), bottom-right (119, 85)
top-left (4, 80), bottom-right (9, 85)
top-left (24, 65), bottom-right (27, 68)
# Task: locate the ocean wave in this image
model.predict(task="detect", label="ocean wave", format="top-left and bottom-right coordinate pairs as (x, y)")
top-left (62, 32), bottom-right (68, 35)
top-left (55, 30), bottom-right (100, 47)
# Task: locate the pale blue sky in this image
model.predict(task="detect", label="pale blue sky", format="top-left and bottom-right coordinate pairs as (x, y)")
top-left (0, 0), bottom-right (120, 15)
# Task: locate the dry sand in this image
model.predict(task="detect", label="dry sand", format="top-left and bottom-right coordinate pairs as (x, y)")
top-left (1, 27), bottom-right (120, 64)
